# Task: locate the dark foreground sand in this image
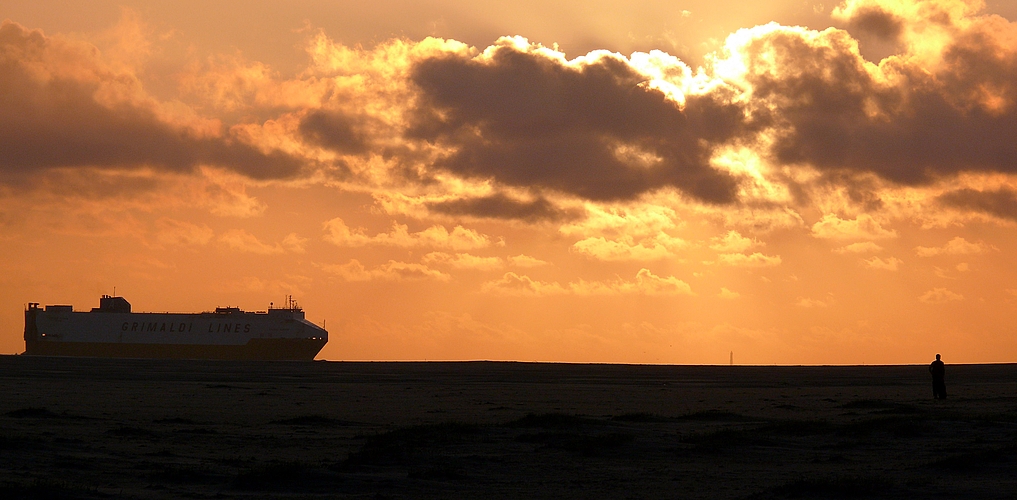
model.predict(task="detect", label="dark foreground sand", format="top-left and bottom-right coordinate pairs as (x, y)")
top-left (0, 356), bottom-right (1014, 499)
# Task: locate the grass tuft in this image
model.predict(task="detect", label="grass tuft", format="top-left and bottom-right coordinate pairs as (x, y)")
top-left (147, 465), bottom-right (220, 484)
top-left (839, 399), bottom-right (898, 410)
top-left (681, 428), bottom-right (776, 451)
top-left (929, 445), bottom-right (1017, 474)
top-left (841, 416), bottom-right (932, 438)
top-left (343, 422), bottom-right (481, 467)
top-left (0, 434), bottom-right (29, 451)
top-left (612, 412), bottom-right (669, 422)
top-left (751, 475), bottom-right (897, 499)
top-left (6, 408), bottom-right (60, 419)
top-left (407, 463), bottom-right (468, 480)
top-left (517, 431), bottom-right (634, 456)
top-left (0, 479), bottom-right (103, 499)
top-left (231, 460), bottom-right (323, 490)
top-left (839, 399), bottom-right (922, 415)
top-left (759, 420), bottom-right (836, 436)
top-left (505, 413), bottom-right (598, 428)
top-left (152, 417), bottom-right (196, 424)
top-left (269, 415), bottom-right (359, 427)
top-left (106, 426), bottom-right (159, 439)
top-left (675, 410), bottom-right (752, 422)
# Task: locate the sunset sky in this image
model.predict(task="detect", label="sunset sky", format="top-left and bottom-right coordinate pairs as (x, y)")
top-left (3, 0), bottom-right (1017, 364)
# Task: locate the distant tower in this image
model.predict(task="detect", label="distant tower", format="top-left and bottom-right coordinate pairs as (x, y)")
top-left (730, 351), bottom-right (733, 366)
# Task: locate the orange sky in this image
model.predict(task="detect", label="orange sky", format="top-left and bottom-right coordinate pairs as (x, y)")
top-left (3, 0), bottom-right (1017, 364)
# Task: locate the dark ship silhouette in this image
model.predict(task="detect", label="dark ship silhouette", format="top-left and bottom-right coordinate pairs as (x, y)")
top-left (24, 295), bottom-right (327, 360)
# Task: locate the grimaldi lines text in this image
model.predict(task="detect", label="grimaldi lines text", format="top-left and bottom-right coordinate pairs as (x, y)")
top-left (122, 321), bottom-right (255, 333)
top-left (23, 295), bottom-right (327, 361)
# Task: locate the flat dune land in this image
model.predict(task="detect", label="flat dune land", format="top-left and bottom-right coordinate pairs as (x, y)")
top-left (0, 357), bottom-right (1015, 499)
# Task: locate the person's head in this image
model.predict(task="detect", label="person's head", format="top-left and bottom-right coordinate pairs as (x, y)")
top-left (936, 354), bottom-right (941, 360)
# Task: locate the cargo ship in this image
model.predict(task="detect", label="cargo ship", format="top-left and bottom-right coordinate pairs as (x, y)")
top-left (23, 295), bottom-right (327, 360)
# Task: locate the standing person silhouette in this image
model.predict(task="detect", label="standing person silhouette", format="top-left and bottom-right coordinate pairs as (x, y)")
top-left (929, 354), bottom-right (946, 399)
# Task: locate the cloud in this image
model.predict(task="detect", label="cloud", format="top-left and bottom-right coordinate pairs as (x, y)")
top-left (322, 218), bottom-right (492, 250)
top-left (480, 272), bottom-right (567, 296)
top-left (426, 193), bottom-right (571, 222)
top-left (709, 230), bottom-right (756, 252)
top-left (0, 21), bottom-right (304, 183)
top-left (837, 1), bottom-right (905, 41)
top-left (422, 252), bottom-right (503, 271)
top-left (716, 252), bottom-right (782, 267)
top-left (298, 110), bottom-right (370, 155)
top-left (572, 233), bottom-right (686, 261)
top-left (177, 47), bottom-right (327, 114)
top-left (718, 287), bottom-right (741, 299)
top-left (291, 4), bottom-right (1017, 222)
top-left (559, 204), bottom-right (680, 238)
top-left (796, 297), bottom-right (831, 308)
top-left (562, 204), bottom-right (691, 261)
top-left (726, 3), bottom-right (1017, 184)
top-left (937, 188), bottom-right (1017, 222)
top-left (281, 233), bottom-right (309, 254)
top-left (321, 218), bottom-right (375, 247)
top-left (153, 217), bottom-right (213, 246)
top-left (200, 174), bottom-right (268, 218)
top-left (219, 229), bottom-right (305, 254)
top-left (919, 287), bottom-right (963, 304)
top-left (574, 269), bottom-right (695, 296)
top-left (481, 269), bottom-right (693, 296)
top-left (832, 241), bottom-right (883, 254)
top-left (12, 2), bottom-right (1017, 229)
top-left (811, 214), bottom-right (897, 240)
top-left (407, 37), bottom-right (746, 203)
top-left (321, 259), bottom-right (450, 282)
top-left (861, 256), bottom-right (901, 271)
top-left (217, 275), bottom-right (311, 296)
top-left (915, 236), bottom-right (996, 256)
top-left (507, 254), bottom-right (549, 268)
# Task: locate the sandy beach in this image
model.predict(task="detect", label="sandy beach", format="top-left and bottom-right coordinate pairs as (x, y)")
top-left (0, 356), bottom-right (1014, 499)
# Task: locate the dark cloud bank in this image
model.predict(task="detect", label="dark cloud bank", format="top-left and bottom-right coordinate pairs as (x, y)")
top-left (746, 25), bottom-right (1017, 185)
top-left (427, 193), bottom-right (573, 222)
top-left (938, 188), bottom-right (1017, 222)
top-left (299, 110), bottom-right (370, 155)
top-left (0, 21), bottom-right (302, 184)
top-left (399, 9), bottom-right (1017, 219)
top-left (407, 44), bottom-right (750, 205)
top-left (9, 4), bottom-right (1017, 223)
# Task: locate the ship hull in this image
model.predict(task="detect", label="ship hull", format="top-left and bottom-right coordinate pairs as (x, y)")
top-left (24, 296), bottom-right (329, 361)
top-left (24, 338), bottom-right (327, 361)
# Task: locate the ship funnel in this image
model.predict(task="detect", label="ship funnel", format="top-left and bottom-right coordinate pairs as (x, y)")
top-left (98, 295), bottom-right (131, 313)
